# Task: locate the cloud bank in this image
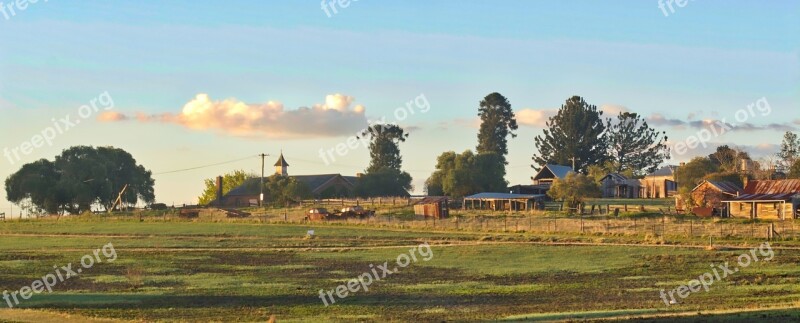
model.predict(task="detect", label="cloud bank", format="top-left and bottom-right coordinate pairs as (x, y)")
top-left (516, 104), bottom-right (629, 127)
top-left (98, 93), bottom-right (368, 138)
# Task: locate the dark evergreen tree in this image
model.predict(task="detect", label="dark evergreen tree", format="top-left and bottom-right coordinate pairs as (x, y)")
top-left (532, 96), bottom-right (607, 174)
top-left (476, 92), bottom-right (518, 166)
top-left (606, 112), bottom-right (670, 176)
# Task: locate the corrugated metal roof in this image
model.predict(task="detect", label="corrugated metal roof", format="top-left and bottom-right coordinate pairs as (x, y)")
top-left (725, 179), bottom-right (800, 202)
top-left (465, 193), bottom-right (546, 200)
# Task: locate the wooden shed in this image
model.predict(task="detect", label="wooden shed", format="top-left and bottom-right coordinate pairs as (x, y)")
top-left (724, 179), bottom-right (800, 220)
top-left (413, 197), bottom-right (449, 219)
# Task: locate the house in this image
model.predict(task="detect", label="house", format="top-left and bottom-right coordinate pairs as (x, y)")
top-left (640, 165), bottom-right (679, 198)
top-left (691, 180), bottom-right (742, 208)
top-left (532, 164), bottom-right (574, 186)
top-left (599, 173), bottom-right (642, 198)
top-left (724, 179), bottom-right (800, 220)
top-left (686, 180), bottom-right (743, 216)
top-left (463, 192), bottom-right (546, 211)
top-left (413, 196), bottom-right (449, 219)
top-left (211, 153), bottom-right (359, 207)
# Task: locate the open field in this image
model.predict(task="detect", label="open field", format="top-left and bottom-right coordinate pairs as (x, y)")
top-left (0, 217), bottom-right (800, 322)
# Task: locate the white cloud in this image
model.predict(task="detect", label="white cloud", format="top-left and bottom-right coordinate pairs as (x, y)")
top-left (516, 108), bottom-right (557, 127)
top-left (98, 93), bottom-right (368, 139)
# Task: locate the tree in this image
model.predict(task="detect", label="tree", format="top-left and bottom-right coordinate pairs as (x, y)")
top-left (424, 150), bottom-right (507, 198)
top-left (709, 145), bottom-right (750, 173)
top-left (4, 159), bottom-right (65, 214)
top-left (198, 170), bottom-right (253, 205)
top-left (533, 96), bottom-right (607, 173)
top-left (357, 124), bottom-right (412, 196)
top-left (476, 92), bottom-right (518, 166)
top-left (265, 175), bottom-right (312, 204)
top-left (5, 146), bottom-right (155, 214)
top-left (789, 160), bottom-right (800, 179)
top-left (674, 157), bottom-right (718, 198)
top-left (546, 173), bottom-right (600, 212)
top-left (360, 124), bottom-right (409, 173)
top-left (778, 131), bottom-right (800, 170)
top-left (606, 112), bottom-right (669, 176)
top-left (354, 167), bottom-right (412, 197)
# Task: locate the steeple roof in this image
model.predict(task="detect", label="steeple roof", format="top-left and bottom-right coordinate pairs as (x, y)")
top-left (274, 153), bottom-right (289, 167)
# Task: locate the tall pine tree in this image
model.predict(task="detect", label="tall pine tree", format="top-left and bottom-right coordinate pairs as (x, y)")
top-left (532, 96), bottom-right (607, 173)
top-left (606, 112), bottom-right (670, 176)
top-left (476, 92), bottom-right (518, 165)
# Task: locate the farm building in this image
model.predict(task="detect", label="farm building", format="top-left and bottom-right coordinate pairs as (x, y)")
top-left (686, 180), bottom-right (743, 217)
top-left (464, 193), bottom-right (546, 211)
top-left (599, 173), bottom-right (643, 198)
top-left (724, 179), bottom-right (800, 220)
top-left (640, 165), bottom-right (679, 198)
top-left (532, 164), bottom-right (573, 186)
top-left (413, 196), bottom-right (449, 219)
top-left (211, 153), bottom-right (360, 207)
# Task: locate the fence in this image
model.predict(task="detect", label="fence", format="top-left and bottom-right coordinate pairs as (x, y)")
top-left (299, 197), bottom-right (414, 208)
top-left (255, 213), bottom-right (798, 241)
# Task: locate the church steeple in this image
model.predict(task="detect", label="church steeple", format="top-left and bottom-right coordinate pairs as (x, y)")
top-left (274, 151), bottom-right (289, 176)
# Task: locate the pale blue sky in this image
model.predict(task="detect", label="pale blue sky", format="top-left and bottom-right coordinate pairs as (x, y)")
top-left (1, 1), bottom-right (798, 210)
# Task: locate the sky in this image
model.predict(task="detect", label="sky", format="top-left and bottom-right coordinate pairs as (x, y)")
top-left (1, 0), bottom-right (798, 214)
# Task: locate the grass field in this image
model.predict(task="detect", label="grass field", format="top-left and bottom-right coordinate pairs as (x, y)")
top-left (1, 218), bottom-right (800, 322)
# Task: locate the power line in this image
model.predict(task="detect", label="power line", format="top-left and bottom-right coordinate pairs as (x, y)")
top-left (153, 155), bottom-right (257, 175)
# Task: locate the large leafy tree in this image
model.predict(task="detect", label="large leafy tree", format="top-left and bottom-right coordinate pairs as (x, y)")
top-left (533, 96), bottom-right (608, 173)
top-left (606, 112), bottom-right (669, 176)
top-left (547, 173), bottom-right (600, 211)
top-left (709, 145), bottom-right (751, 173)
top-left (425, 150), bottom-right (506, 197)
top-left (476, 92), bottom-right (518, 166)
top-left (265, 175), bottom-right (312, 204)
top-left (4, 159), bottom-right (66, 214)
top-left (778, 131), bottom-right (800, 170)
top-left (5, 146), bottom-right (155, 214)
top-left (361, 124), bottom-right (409, 173)
top-left (198, 170), bottom-right (253, 205)
top-left (356, 124), bottom-right (412, 196)
top-left (674, 157), bottom-right (719, 194)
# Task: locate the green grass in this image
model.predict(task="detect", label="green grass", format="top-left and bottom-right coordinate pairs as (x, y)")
top-left (1, 219), bottom-right (799, 321)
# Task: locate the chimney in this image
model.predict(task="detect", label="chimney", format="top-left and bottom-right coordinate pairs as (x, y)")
top-left (215, 176), bottom-right (224, 207)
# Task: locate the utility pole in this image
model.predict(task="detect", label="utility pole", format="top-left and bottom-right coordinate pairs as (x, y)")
top-left (570, 157), bottom-right (577, 172)
top-left (260, 153), bottom-right (268, 207)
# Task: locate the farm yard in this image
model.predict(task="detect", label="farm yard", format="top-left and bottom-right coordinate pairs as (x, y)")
top-left (2, 206), bottom-right (800, 322)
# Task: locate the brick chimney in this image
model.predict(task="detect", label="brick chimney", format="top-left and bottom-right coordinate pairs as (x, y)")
top-left (215, 176), bottom-right (224, 207)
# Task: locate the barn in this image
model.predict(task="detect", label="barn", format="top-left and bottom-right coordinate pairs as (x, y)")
top-left (413, 196), bottom-right (449, 219)
top-left (463, 193), bottom-right (546, 211)
top-left (723, 179), bottom-right (800, 220)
